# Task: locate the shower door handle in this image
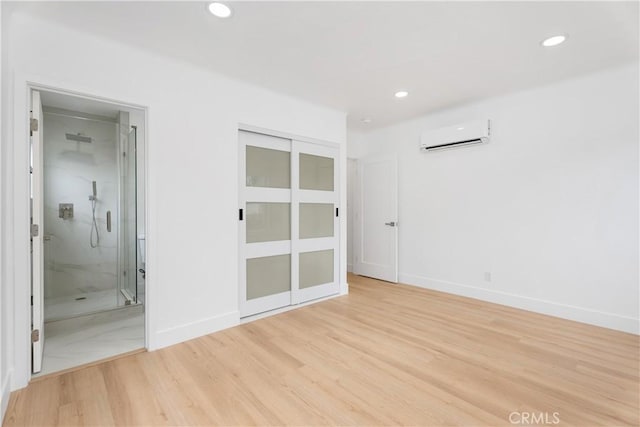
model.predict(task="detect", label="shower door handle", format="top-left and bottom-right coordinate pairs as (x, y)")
top-left (107, 211), bottom-right (112, 232)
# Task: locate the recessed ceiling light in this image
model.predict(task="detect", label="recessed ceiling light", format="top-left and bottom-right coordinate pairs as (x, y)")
top-left (361, 118), bottom-right (372, 124)
top-left (208, 2), bottom-right (232, 18)
top-left (394, 91), bottom-right (409, 98)
top-left (457, 127), bottom-right (465, 130)
top-left (541, 34), bottom-right (567, 47)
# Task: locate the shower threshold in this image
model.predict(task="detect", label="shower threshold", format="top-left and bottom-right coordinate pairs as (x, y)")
top-left (120, 288), bottom-right (136, 305)
top-left (44, 289), bottom-right (140, 322)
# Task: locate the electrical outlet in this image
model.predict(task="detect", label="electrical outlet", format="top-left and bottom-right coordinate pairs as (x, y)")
top-left (484, 272), bottom-right (491, 282)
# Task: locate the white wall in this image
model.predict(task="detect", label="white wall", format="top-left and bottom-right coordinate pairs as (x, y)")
top-left (0, 1), bottom-right (8, 420)
top-left (346, 158), bottom-right (357, 272)
top-left (347, 128), bottom-right (366, 159)
top-left (1, 10), bottom-right (347, 396)
top-left (346, 129), bottom-right (364, 273)
top-left (353, 63), bottom-right (639, 334)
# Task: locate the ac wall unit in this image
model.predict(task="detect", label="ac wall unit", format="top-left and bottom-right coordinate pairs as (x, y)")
top-left (420, 119), bottom-right (491, 151)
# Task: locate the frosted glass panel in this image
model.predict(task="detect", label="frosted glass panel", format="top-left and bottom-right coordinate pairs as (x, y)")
top-left (300, 203), bottom-right (334, 239)
top-left (247, 146), bottom-right (290, 188)
top-left (300, 153), bottom-right (333, 191)
top-left (247, 254), bottom-right (291, 300)
top-left (299, 250), bottom-right (334, 289)
top-left (247, 203), bottom-right (290, 243)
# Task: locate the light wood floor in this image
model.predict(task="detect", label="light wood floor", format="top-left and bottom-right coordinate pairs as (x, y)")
top-left (4, 274), bottom-right (639, 426)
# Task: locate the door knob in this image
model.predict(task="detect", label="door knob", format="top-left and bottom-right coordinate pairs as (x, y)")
top-left (384, 221), bottom-right (396, 227)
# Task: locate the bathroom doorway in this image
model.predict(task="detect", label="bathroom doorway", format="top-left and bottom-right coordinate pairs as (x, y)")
top-left (30, 88), bottom-right (146, 376)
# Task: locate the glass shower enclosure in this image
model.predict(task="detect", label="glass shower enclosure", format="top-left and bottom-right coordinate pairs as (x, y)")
top-left (42, 107), bottom-right (139, 321)
top-left (119, 114), bottom-right (139, 306)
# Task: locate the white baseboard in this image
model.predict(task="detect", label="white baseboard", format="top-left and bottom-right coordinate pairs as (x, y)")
top-left (340, 283), bottom-right (349, 296)
top-left (151, 284), bottom-right (351, 350)
top-left (399, 273), bottom-right (639, 335)
top-left (241, 291), bottom-right (344, 324)
top-left (151, 311), bottom-right (240, 350)
top-left (1, 370), bottom-right (13, 423)
top-left (341, 280), bottom-right (349, 296)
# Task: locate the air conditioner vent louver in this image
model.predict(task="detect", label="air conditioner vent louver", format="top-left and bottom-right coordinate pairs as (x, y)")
top-left (420, 120), bottom-right (490, 152)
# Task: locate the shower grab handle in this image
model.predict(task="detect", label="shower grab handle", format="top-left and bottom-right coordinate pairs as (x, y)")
top-left (107, 211), bottom-right (112, 233)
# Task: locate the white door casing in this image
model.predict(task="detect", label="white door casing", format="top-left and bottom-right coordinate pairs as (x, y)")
top-left (356, 155), bottom-right (398, 283)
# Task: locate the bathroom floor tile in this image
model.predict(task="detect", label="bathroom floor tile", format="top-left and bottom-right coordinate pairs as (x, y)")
top-left (35, 306), bottom-right (144, 377)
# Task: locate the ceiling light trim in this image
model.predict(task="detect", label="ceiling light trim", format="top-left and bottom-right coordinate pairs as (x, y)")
top-left (541, 34), bottom-right (568, 47)
top-left (208, 2), bottom-right (233, 18)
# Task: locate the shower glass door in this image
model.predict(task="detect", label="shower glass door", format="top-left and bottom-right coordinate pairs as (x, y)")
top-left (120, 123), bottom-right (138, 304)
top-left (42, 107), bottom-right (120, 320)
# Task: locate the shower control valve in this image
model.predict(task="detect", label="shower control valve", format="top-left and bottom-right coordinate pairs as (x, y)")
top-left (59, 203), bottom-right (74, 220)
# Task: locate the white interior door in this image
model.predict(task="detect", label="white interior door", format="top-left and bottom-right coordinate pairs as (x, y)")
top-left (31, 89), bottom-right (45, 373)
top-left (293, 141), bottom-right (340, 304)
top-left (356, 155), bottom-right (398, 283)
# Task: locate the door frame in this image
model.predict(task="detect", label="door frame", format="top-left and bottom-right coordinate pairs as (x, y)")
top-left (238, 123), bottom-right (342, 318)
top-left (355, 154), bottom-right (399, 282)
top-left (10, 78), bottom-right (150, 386)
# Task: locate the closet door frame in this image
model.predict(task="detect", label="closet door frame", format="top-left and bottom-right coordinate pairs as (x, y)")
top-left (239, 125), bottom-right (340, 318)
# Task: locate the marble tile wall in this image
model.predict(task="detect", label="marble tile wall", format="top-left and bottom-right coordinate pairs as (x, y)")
top-left (42, 112), bottom-right (119, 300)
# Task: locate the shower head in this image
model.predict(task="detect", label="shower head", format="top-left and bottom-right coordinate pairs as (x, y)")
top-left (65, 133), bottom-right (92, 143)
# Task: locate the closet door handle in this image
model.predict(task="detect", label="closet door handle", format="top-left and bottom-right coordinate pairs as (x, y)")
top-left (107, 211), bottom-right (112, 232)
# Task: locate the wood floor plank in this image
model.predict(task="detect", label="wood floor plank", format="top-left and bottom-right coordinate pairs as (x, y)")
top-left (4, 273), bottom-right (639, 426)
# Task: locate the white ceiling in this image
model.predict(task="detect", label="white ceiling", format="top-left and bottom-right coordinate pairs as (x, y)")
top-left (8, 1), bottom-right (639, 130)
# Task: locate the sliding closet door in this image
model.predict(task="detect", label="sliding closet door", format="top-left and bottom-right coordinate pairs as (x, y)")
top-left (239, 131), bottom-right (292, 316)
top-left (240, 129), bottom-right (340, 317)
top-left (293, 141), bottom-right (340, 304)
